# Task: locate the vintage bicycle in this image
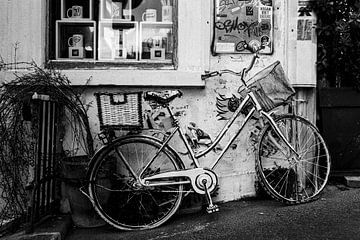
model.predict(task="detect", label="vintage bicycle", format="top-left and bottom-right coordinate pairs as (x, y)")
top-left (81, 46), bottom-right (331, 231)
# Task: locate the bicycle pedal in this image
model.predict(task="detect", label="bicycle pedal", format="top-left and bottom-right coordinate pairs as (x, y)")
top-left (206, 205), bottom-right (219, 214)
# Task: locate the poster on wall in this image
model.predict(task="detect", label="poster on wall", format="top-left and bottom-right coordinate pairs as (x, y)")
top-left (213, 0), bottom-right (273, 55)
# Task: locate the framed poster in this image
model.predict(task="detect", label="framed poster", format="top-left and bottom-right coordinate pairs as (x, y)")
top-left (213, 0), bottom-right (273, 54)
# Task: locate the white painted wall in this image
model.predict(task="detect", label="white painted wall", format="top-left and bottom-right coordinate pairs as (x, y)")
top-left (0, 0), bottom-right (317, 202)
top-left (0, 0), bottom-right (46, 65)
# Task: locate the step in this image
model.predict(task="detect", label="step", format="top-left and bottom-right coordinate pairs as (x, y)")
top-left (5, 215), bottom-right (72, 240)
top-left (344, 176), bottom-right (360, 188)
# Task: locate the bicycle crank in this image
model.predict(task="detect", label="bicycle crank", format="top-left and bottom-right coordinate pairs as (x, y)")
top-left (193, 169), bottom-right (218, 195)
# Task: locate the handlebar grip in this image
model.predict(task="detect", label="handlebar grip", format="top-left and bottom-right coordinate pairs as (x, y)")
top-left (245, 43), bottom-right (265, 53)
top-left (201, 71), bottom-right (219, 80)
top-left (201, 73), bottom-right (212, 80)
top-left (177, 90), bottom-right (183, 98)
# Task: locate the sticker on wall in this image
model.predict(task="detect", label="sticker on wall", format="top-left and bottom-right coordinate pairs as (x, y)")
top-left (297, 0), bottom-right (314, 41)
top-left (213, 0), bottom-right (274, 55)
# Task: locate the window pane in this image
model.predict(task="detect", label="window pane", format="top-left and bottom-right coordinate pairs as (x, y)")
top-left (140, 22), bottom-right (173, 61)
top-left (98, 22), bottom-right (138, 60)
top-left (56, 21), bottom-right (96, 60)
top-left (51, 0), bottom-right (176, 64)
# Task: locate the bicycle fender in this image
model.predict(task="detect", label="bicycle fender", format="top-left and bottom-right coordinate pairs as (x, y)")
top-left (85, 134), bottom-right (185, 182)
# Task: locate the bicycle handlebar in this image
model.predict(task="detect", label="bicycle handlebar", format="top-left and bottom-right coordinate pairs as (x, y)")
top-left (201, 44), bottom-right (265, 82)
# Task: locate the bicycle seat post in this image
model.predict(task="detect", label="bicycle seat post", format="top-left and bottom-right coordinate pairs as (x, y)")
top-left (166, 105), bottom-right (180, 127)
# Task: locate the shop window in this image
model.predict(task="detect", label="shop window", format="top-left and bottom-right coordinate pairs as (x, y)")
top-left (49, 0), bottom-right (176, 67)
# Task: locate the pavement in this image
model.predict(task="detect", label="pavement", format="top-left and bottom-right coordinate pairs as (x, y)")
top-left (4, 215), bottom-right (72, 240)
top-left (5, 179), bottom-right (360, 240)
top-left (65, 181), bottom-right (360, 240)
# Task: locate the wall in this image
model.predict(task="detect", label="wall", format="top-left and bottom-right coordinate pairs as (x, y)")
top-left (0, 0), bottom-right (317, 203)
top-left (0, 0), bottom-right (46, 66)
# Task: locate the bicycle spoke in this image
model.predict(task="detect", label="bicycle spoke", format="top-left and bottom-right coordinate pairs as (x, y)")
top-left (270, 167), bottom-right (291, 189)
top-left (296, 122), bottom-right (310, 153)
top-left (261, 137), bottom-right (289, 158)
top-left (134, 143), bottom-right (141, 171)
top-left (297, 128), bottom-right (314, 153)
top-left (297, 141), bottom-right (323, 156)
top-left (300, 155), bottom-right (329, 167)
top-left (296, 166), bottom-right (319, 193)
top-left (265, 166), bottom-right (285, 178)
top-left (298, 164), bottom-right (326, 183)
top-left (278, 169), bottom-right (291, 197)
top-left (262, 155), bottom-right (290, 162)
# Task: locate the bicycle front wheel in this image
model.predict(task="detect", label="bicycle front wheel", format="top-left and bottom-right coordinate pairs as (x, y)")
top-left (88, 136), bottom-right (185, 230)
top-left (256, 114), bottom-right (330, 204)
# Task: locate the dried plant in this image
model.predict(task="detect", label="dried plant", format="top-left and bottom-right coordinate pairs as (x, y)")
top-left (0, 62), bottom-right (94, 230)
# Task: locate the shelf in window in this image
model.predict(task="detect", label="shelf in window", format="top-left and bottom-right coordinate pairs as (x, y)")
top-left (57, 19), bottom-right (97, 23)
top-left (99, 19), bottom-right (138, 26)
top-left (99, 0), bottom-right (132, 21)
top-left (140, 22), bottom-right (173, 28)
top-left (98, 21), bottom-right (139, 61)
top-left (55, 20), bottom-right (97, 60)
top-left (61, 0), bottom-right (93, 20)
top-left (139, 21), bottom-right (174, 61)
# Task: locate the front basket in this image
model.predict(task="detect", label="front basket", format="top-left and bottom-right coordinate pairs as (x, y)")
top-left (239, 61), bottom-right (296, 111)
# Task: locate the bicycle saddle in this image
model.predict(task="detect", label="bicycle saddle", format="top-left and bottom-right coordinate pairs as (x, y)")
top-left (144, 90), bottom-right (183, 105)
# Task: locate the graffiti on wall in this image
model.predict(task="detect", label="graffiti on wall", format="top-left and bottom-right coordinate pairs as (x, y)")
top-left (143, 101), bottom-right (216, 152)
top-left (213, 0), bottom-right (273, 54)
top-left (216, 94), bottom-right (254, 120)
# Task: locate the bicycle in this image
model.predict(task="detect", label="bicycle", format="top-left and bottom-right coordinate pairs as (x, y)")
top-left (81, 46), bottom-right (331, 231)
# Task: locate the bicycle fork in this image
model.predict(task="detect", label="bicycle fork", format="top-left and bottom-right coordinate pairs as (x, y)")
top-left (261, 111), bottom-right (299, 157)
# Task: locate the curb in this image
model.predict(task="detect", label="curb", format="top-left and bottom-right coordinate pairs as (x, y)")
top-left (5, 215), bottom-right (72, 240)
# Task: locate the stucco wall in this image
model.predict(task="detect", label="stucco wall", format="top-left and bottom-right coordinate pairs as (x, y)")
top-left (76, 83), bottom-right (261, 202)
top-left (0, 0), bottom-right (317, 202)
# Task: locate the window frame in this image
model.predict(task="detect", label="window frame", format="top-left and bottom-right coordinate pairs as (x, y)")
top-left (46, 0), bottom-right (178, 70)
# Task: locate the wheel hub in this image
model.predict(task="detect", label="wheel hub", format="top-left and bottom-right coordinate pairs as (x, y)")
top-left (128, 179), bottom-right (144, 191)
top-left (288, 156), bottom-right (300, 168)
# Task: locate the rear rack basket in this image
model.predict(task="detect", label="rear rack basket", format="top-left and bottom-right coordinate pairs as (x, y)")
top-left (95, 92), bottom-right (143, 130)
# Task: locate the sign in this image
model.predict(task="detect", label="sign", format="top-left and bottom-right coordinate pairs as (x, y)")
top-left (213, 0), bottom-right (274, 54)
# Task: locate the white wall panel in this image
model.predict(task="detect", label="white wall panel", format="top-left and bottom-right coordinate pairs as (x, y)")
top-left (0, 0), bottom-right (46, 65)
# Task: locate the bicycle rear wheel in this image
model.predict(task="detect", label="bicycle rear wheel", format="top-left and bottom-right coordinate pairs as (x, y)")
top-left (88, 136), bottom-right (185, 230)
top-left (256, 114), bottom-right (330, 204)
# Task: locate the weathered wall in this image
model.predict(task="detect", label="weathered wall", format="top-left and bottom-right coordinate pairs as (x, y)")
top-left (0, 0), bottom-right (317, 202)
top-left (0, 0), bottom-right (46, 65)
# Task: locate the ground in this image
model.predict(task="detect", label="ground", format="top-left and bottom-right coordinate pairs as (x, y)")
top-left (65, 182), bottom-right (360, 240)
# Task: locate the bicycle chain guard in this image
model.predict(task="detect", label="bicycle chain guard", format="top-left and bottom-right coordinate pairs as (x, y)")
top-left (142, 168), bottom-right (218, 195)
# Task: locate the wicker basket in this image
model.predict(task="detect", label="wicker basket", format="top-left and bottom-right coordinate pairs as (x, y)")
top-left (95, 92), bottom-right (143, 130)
top-left (238, 61), bottom-right (295, 112)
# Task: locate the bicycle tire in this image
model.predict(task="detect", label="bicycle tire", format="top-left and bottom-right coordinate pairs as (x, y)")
top-left (256, 114), bottom-right (331, 204)
top-left (88, 135), bottom-right (185, 230)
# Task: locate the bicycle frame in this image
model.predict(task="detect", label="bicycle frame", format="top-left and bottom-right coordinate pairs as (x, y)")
top-left (138, 90), bottom-right (298, 188)
top-left (118, 50), bottom-right (299, 189)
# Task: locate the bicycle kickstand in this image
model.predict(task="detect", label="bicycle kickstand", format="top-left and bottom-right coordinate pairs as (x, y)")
top-left (202, 179), bottom-right (219, 213)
